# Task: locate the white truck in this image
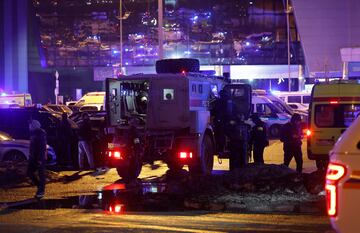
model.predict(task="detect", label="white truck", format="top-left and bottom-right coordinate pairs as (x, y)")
top-left (104, 59), bottom-right (252, 181)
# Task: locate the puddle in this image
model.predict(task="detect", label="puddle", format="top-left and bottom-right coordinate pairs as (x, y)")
top-left (2, 181), bottom-right (185, 213)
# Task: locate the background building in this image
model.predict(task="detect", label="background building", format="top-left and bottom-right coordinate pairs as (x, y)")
top-left (1, 0), bottom-right (329, 103)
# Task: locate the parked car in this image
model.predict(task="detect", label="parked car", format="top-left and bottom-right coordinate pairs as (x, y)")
top-left (75, 92), bottom-right (105, 108)
top-left (0, 107), bottom-right (77, 151)
top-left (0, 131), bottom-right (57, 165)
top-left (251, 95), bottom-right (291, 137)
top-left (326, 114), bottom-right (360, 232)
top-left (43, 104), bottom-right (73, 116)
top-left (287, 103), bottom-right (308, 113)
top-left (79, 103), bottom-right (103, 112)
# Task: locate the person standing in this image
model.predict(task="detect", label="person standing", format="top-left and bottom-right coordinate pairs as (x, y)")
top-left (212, 89), bottom-right (231, 155)
top-left (280, 113), bottom-right (303, 173)
top-left (77, 113), bottom-right (95, 170)
top-left (249, 114), bottom-right (269, 164)
top-left (59, 113), bottom-right (73, 167)
top-left (27, 120), bottom-right (47, 198)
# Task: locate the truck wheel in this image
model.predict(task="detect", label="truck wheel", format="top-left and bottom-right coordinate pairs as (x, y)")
top-left (189, 135), bottom-right (214, 176)
top-left (269, 124), bottom-right (281, 138)
top-left (316, 159), bottom-right (328, 170)
top-left (116, 152), bottom-right (142, 182)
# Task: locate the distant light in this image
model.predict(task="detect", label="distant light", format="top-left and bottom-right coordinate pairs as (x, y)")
top-left (330, 100), bottom-right (339, 104)
top-left (1, 93), bottom-right (7, 96)
top-left (248, 78), bottom-right (254, 82)
top-left (250, 1), bottom-right (253, 5)
top-left (245, 41), bottom-right (251, 46)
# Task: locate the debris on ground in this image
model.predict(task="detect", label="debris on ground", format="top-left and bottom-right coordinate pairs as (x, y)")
top-left (0, 161), bottom-right (62, 188)
top-left (0, 162), bottom-right (326, 213)
top-left (153, 163), bottom-right (327, 213)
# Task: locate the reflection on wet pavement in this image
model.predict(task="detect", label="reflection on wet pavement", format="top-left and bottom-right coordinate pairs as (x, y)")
top-left (2, 181), bottom-right (184, 214)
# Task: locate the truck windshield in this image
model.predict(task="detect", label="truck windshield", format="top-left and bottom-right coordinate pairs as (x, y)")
top-left (315, 104), bottom-right (360, 128)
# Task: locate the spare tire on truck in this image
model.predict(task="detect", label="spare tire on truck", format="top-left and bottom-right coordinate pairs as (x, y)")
top-left (156, 58), bottom-right (200, 74)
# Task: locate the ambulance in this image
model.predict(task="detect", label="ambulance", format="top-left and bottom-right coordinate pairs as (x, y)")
top-left (307, 80), bottom-right (360, 169)
top-left (326, 115), bottom-right (360, 232)
top-left (0, 93), bottom-right (32, 107)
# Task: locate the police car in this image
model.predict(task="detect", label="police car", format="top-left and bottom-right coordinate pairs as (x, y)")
top-left (0, 131), bottom-right (57, 165)
top-left (326, 115), bottom-right (360, 232)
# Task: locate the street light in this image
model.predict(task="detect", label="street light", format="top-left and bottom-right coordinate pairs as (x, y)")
top-left (158, 0), bottom-right (164, 59)
top-left (286, 0), bottom-right (291, 91)
top-left (54, 70), bottom-right (59, 104)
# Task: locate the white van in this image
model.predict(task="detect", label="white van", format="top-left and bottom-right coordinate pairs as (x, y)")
top-left (251, 95), bottom-right (291, 137)
top-left (273, 91), bottom-right (311, 109)
top-left (0, 93), bottom-right (32, 107)
top-left (75, 92), bottom-right (105, 111)
top-left (253, 89), bottom-right (308, 128)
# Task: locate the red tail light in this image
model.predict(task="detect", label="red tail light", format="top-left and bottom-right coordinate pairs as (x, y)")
top-left (107, 150), bottom-right (123, 160)
top-left (114, 151), bottom-right (122, 159)
top-left (178, 151), bottom-right (193, 159)
top-left (108, 204), bottom-right (124, 214)
top-left (326, 163), bottom-right (347, 217)
top-left (330, 100), bottom-right (339, 104)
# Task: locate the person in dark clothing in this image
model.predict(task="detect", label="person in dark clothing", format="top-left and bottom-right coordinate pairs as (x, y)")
top-left (77, 113), bottom-right (94, 170)
top-left (227, 113), bottom-right (250, 170)
top-left (212, 89), bottom-right (231, 155)
top-left (280, 113), bottom-right (303, 173)
top-left (249, 114), bottom-right (269, 164)
top-left (27, 120), bottom-right (47, 198)
top-left (59, 113), bottom-right (73, 167)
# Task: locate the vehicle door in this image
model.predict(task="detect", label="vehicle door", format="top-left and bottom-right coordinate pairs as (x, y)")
top-left (147, 77), bottom-right (189, 129)
top-left (223, 84), bottom-right (252, 120)
top-left (105, 78), bottom-right (122, 126)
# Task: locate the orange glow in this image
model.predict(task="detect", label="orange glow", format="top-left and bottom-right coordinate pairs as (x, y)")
top-left (325, 163), bottom-right (347, 217)
top-left (326, 163), bottom-right (346, 181)
top-left (306, 129), bottom-right (311, 137)
top-left (326, 184), bottom-right (337, 216)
